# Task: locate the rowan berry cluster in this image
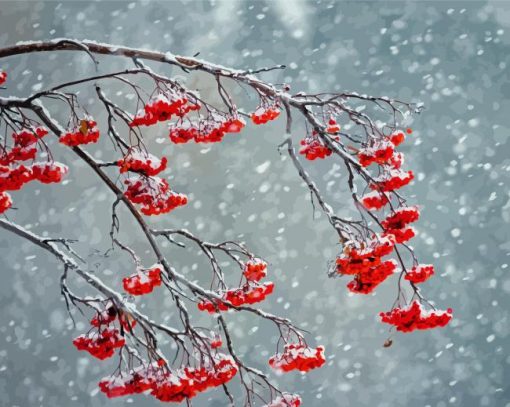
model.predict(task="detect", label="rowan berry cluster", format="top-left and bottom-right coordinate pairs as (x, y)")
top-left (130, 93), bottom-right (200, 127)
top-left (336, 235), bottom-right (395, 275)
top-left (123, 176), bottom-right (187, 216)
top-left (0, 70), bottom-right (6, 86)
top-left (0, 124), bottom-right (68, 214)
top-left (0, 162), bottom-right (67, 212)
top-left (381, 206), bottom-right (420, 230)
top-left (358, 139), bottom-right (395, 167)
top-left (361, 190), bottom-right (389, 210)
top-left (168, 116), bottom-right (245, 144)
top-left (382, 226), bottom-right (416, 244)
top-left (346, 259), bottom-right (397, 294)
top-left (99, 355), bottom-right (237, 402)
top-left (404, 264), bottom-right (435, 284)
top-left (153, 356), bottom-right (237, 402)
top-left (269, 343), bottom-right (326, 373)
top-left (117, 149), bottom-right (167, 176)
top-left (265, 394), bottom-right (302, 407)
top-left (123, 264), bottom-right (162, 296)
top-left (99, 366), bottom-right (155, 398)
top-left (59, 118), bottom-right (100, 146)
top-left (336, 236), bottom-right (397, 294)
top-left (370, 169), bottom-right (415, 192)
top-left (251, 104), bottom-right (281, 124)
top-left (243, 258), bottom-right (268, 282)
top-left (326, 117), bottom-right (341, 134)
top-left (0, 159), bottom-right (36, 190)
top-left (299, 137), bottom-right (332, 160)
top-left (0, 127), bottom-right (48, 165)
top-left (72, 328), bottom-right (125, 360)
top-left (380, 300), bottom-right (452, 332)
top-left (197, 281), bottom-right (275, 312)
top-left (209, 334), bottom-right (223, 349)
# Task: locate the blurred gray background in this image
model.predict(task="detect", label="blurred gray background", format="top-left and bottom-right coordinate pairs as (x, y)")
top-left (0, 1), bottom-right (509, 406)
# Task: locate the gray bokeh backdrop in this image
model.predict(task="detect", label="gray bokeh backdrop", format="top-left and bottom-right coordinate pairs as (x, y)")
top-left (0, 1), bottom-right (509, 406)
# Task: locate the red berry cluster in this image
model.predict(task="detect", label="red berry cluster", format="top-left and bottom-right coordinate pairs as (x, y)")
top-left (335, 235), bottom-right (395, 275)
top-left (59, 119), bottom-right (100, 147)
top-left (358, 139), bottom-right (395, 167)
top-left (31, 162), bottom-right (68, 184)
top-left (251, 105), bottom-right (280, 124)
top-left (72, 328), bottom-right (125, 360)
top-left (100, 356), bottom-right (238, 402)
top-left (123, 264), bottom-right (162, 296)
top-left (355, 129), bottom-right (413, 193)
top-left (0, 162), bottom-right (68, 213)
top-left (269, 343), bottom-right (326, 373)
top-left (198, 281), bottom-right (275, 312)
top-left (361, 190), bottom-right (389, 210)
top-left (169, 116), bottom-right (245, 144)
top-left (117, 149), bottom-right (167, 176)
top-left (381, 206), bottom-right (420, 230)
top-left (265, 394), bottom-right (302, 407)
top-left (390, 130), bottom-right (406, 146)
top-left (124, 176), bottom-right (187, 216)
top-left (326, 117), bottom-right (341, 134)
top-left (99, 366), bottom-right (155, 398)
top-left (389, 151), bottom-right (404, 169)
top-left (299, 137), bottom-right (332, 160)
top-left (380, 300), bottom-right (453, 333)
top-left (0, 126), bottom-right (67, 214)
top-left (209, 334), bottom-right (223, 349)
top-left (130, 93), bottom-right (200, 127)
top-left (404, 264), bottom-right (435, 284)
top-left (382, 226), bottom-right (416, 244)
top-left (152, 356), bottom-right (237, 402)
top-left (243, 258), bottom-right (268, 282)
top-left (346, 259), bottom-right (397, 294)
top-left (0, 127), bottom-right (48, 165)
top-left (336, 236), bottom-right (397, 294)
top-left (0, 70), bottom-right (6, 86)
top-left (370, 169), bottom-right (415, 192)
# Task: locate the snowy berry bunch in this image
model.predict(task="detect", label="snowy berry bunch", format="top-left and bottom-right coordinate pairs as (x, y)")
top-left (269, 343), bottom-right (326, 373)
top-left (59, 118), bottom-right (100, 146)
top-left (0, 126), bottom-right (67, 214)
top-left (123, 264), bottom-right (163, 296)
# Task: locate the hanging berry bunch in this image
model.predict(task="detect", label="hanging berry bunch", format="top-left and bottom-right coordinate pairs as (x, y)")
top-left (117, 148), bottom-right (167, 176)
top-left (299, 135), bottom-right (332, 160)
top-left (169, 113), bottom-right (245, 144)
top-left (59, 117), bottom-right (100, 146)
top-left (123, 176), bottom-right (187, 216)
top-left (251, 97), bottom-right (281, 125)
top-left (129, 92), bottom-right (200, 127)
top-left (0, 125), bottom-right (67, 214)
top-left (123, 264), bottom-right (162, 296)
top-left (380, 301), bottom-right (452, 333)
top-left (269, 343), bottom-right (326, 373)
top-left (72, 327), bottom-right (126, 360)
